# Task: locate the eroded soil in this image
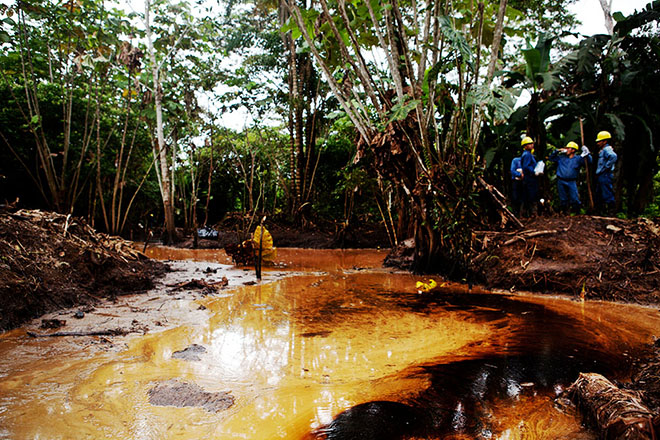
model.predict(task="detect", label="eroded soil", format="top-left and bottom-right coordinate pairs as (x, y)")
top-left (475, 215), bottom-right (660, 304)
top-left (0, 210), bottom-right (167, 330)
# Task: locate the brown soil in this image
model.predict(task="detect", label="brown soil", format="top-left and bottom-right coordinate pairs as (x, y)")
top-left (473, 215), bottom-right (660, 304)
top-left (0, 209), bottom-right (167, 331)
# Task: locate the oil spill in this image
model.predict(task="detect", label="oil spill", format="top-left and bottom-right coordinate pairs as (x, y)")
top-left (310, 289), bottom-right (651, 439)
top-left (1, 249), bottom-right (658, 440)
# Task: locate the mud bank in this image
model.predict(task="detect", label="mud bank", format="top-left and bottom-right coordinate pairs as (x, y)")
top-left (386, 214), bottom-right (660, 305)
top-left (475, 215), bottom-right (660, 304)
top-left (0, 210), bottom-right (167, 331)
top-left (21, 260), bottom-right (289, 340)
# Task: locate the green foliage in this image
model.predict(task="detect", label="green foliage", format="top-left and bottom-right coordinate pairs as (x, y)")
top-left (386, 96), bottom-right (420, 126)
top-left (519, 34), bottom-right (559, 91)
top-left (614, 1), bottom-right (660, 35)
top-left (507, 0), bottom-right (578, 42)
top-left (467, 84), bottom-right (519, 124)
top-left (438, 15), bottom-right (474, 71)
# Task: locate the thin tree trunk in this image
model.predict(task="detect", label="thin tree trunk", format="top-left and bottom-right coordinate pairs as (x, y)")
top-left (95, 78), bottom-right (110, 232)
top-left (598, 0), bottom-right (614, 35)
top-left (284, 0), bottom-right (372, 142)
top-left (16, 9), bottom-right (61, 210)
top-left (365, 0), bottom-right (405, 101)
top-left (319, 0), bottom-right (382, 112)
top-left (145, 0), bottom-right (175, 244)
top-left (470, 0), bottom-right (507, 151)
top-left (111, 70), bottom-right (133, 234)
top-left (203, 131), bottom-right (213, 226)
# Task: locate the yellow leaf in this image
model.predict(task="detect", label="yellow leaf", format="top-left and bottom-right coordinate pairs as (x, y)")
top-left (416, 279), bottom-right (437, 293)
top-left (252, 226), bottom-right (276, 262)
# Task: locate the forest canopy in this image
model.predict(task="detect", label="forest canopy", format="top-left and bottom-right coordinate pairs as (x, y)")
top-left (1, 0), bottom-right (659, 275)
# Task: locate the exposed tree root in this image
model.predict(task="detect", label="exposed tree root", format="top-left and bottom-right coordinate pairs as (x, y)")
top-left (566, 372), bottom-right (657, 439)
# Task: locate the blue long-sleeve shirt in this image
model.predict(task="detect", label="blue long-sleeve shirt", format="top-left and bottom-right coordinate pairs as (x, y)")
top-left (510, 157), bottom-right (522, 180)
top-left (549, 150), bottom-right (592, 180)
top-left (521, 150), bottom-right (537, 180)
top-left (596, 144), bottom-right (617, 175)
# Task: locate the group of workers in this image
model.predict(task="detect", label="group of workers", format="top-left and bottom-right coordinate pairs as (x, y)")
top-left (510, 131), bottom-right (618, 217)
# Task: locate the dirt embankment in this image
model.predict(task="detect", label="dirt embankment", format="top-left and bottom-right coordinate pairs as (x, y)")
top-left (474, 215), bottom-right (660, 304)
top-left (0, 210), bottom-right (167, 331)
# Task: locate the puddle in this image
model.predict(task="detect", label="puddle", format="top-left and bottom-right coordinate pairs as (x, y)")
top-left (0, 248), bottom-right (658, 439)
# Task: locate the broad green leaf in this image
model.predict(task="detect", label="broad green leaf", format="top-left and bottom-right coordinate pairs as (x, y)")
top-left (612, 11), bottom-right (625, 22)
top-left (438, 16), bottom-right (474, 70)
top-left (386, 97), bottom-right (420, 125)
top-left (484, 148), bottom-right (497, 168)
top-left (522, 48), bottom-right (541, 80)
top-left (535, 34), bottom-right (553, 73)
top-left (422, 61), bottom-right (443, 104)
top-left (604, 113), bottom-right (626, 142)
top-left (537, 71), bottom-right (559, 91)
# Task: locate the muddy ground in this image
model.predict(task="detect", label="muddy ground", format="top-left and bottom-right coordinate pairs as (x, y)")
top-left (2, 209), bottom-right (660, 331)
top-left (0, 209), bottom-right (167, 331)
top-left (174, 214), bottom-right (392, 250)
top-left (2, 209), bottom-right (660, 436)
top-left (475, 215), bottom-right (660, 305)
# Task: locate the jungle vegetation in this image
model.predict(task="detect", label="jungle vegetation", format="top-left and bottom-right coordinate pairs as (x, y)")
top-left (1, 0), bottom-right (659, 276)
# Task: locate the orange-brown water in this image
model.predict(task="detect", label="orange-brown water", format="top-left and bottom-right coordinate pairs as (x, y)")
top-left (1, 248), bottom-right (658, 439)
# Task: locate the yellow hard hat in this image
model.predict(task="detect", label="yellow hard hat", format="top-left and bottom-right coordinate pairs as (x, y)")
top-left (566, 141), bottom-right (579, 150)
top-left (521, 136), bottom-right (534, 147)
top-left (596, 131), bottom-right (611, 142)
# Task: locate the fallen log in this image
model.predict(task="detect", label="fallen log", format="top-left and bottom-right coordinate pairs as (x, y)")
top-left (566, 372), bottom-right (657, 439)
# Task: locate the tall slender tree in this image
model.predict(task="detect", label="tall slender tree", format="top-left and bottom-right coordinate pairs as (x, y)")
top-left (283, 0), bottom-right (511, 274)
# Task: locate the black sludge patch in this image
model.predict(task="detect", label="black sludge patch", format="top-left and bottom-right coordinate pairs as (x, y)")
top-left (314, 401), bottom-right (430, 440)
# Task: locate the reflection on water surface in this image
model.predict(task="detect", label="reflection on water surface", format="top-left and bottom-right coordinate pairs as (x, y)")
top-left (0, 248), bottom-right (658, 440)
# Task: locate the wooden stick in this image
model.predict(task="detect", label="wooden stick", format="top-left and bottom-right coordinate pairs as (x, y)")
top-left (580, 118), bottom-right (595, 209)
top-left (477, 176), bottom-right (524, 228)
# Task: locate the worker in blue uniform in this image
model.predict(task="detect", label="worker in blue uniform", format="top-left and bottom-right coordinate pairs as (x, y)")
top-left (520, 136), bottom-right (538, 217)
top-left (510, 155), bottom-right (523, 216)
top-left (548, 141), bottom-right (592, 213)
top-left (594, 131), bottom-right (618, 215)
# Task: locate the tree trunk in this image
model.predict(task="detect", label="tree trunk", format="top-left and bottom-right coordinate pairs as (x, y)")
top-left (145, 0), bottom-right (176, 244)
top-left (598, 0), bottom-right (615, 35)
top-left (204, 133), bottom-right (213, 226)
top-left (631, 165), bottom-right (656, 215)
top-left (566, 373), bottom-right (656, 439)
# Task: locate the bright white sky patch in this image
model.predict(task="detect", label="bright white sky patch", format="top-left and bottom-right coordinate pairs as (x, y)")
top-left (570, 0), bottom-right (652, 36)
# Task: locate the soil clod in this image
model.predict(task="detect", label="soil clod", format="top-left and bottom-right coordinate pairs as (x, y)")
top-left (147, 380), bottom-right (234, 413)
top-left (40, 319), bottom-right (66, 329)
top-left (172, 344), bottom-right (207, 361)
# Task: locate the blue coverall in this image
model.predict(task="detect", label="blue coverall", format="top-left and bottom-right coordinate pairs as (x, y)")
top-left (548, 149), bottom-right (592, 211)
top-left (596, 144), bottom-right (617, 208)
top-left (510, 156), bottom-right (523, 215)
top-left (520, 149), bottom-right (538, 216)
